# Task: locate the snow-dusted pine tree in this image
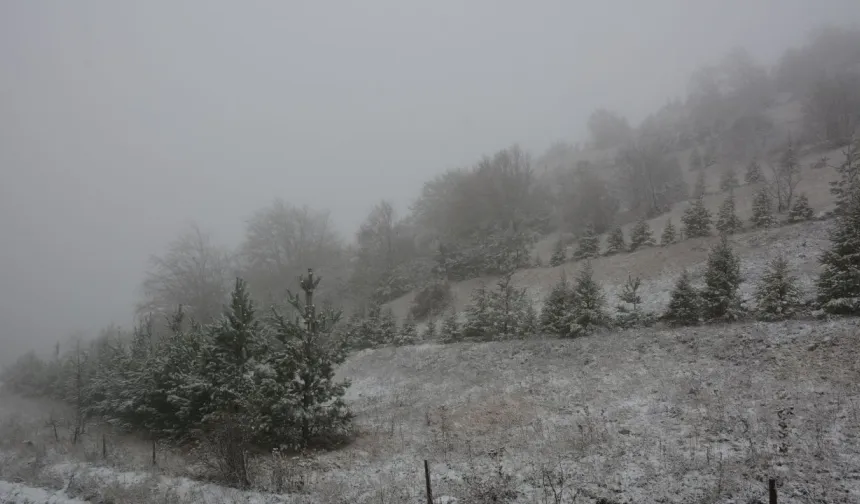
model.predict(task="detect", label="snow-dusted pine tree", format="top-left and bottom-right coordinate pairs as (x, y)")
top-left (629, 218), bottom-right (655, 251)
top-left (719, 168), bottom-right (739, 192)
top-left (660, 219), bottom-right (677, 246)
top-left (788, 193), bottom-right (814, 222)
top-left (663, 270), bottom-right (700, 326)
top-left (715, 193), bottom-right (743, 235)
top-left (440, 309), bottom-right (461, 343)
top-left (464, 284), bottom-right (492, 340)
top-left (750, 187), bottom-right (775, 228)
top-left (570, 262), bottom-right (607, 337)
top-left (692, 170), bottom-right (706, 199)
top-left (540, 275), bottom-right (574, 338)
top-left (830, 136), bottom-right (860, 215)
top-left (745, 158), bottom-right (763, 184)
top-left (604, 226), bottom-right (626, 256)
top-left (573, 224), bottom-right (600, 260)
top-left (422, 318), bottom-right (437, 340)
top-left (615, 275), bottom-right (654, 328)
top-left (682, 197), bottom-right (712, 238)
top-left (817, 188), bottom-right (860, 314)
top-left (521, 301), bottom-right (539, 336)
top-left (755, 256), bottom-right (802, 320)
top-left (397, 313), bottom-right (418, 345)
top-left (701, 234), bottom-right (744, 321)
top-left (377, 307), bottom-right (397, 347)
top-left (549, 237), bottom-right (567, 267)
top-left (487, 273), bottom-right (530, 339)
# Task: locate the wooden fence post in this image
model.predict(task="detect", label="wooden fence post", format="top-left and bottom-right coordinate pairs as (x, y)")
top-left (151, 438), bottom-right (157, 466)
top-left (424, 459), bottom-right (433, 504)
top-left (769, 478), bottom-right (777, 504)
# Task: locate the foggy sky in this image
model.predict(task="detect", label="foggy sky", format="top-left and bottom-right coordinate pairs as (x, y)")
top-left (1, 0), bottom-right (859, 362)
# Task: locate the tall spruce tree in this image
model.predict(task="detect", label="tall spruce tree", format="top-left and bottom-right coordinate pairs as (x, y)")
top-left (464, 284), bottom-right (493, 340)
top-left (397, 313), bottom-right (418, 345)
top-left (663, 270), bottom-right (701, 325)
top-left (487, 273), bottom-right (530, 338)
top-left (378, 307), bottom-right (398, 346)
top-left (574, 223), bottom-right (600, 259)
top-left (440, 309), bottom-right (461, 343)
top-left (755, 256), bottom-right (802, 320)
top-left (604, 226), bottom-right (627, 256)
top-left (682, 198), bottom-right (712, 238)
top-left (629, 218), bottom-right (655, 251)
top-left (540, 275), bottom-right (574, 337)
top-left (788, 193), bottom-right (814, 222)
top-left (817, 188), bottom-right (860, 314)
top-left (521, 302), bottom-right (539, 336)
top-left (660, 218), bottom-right (677, 246)
top-left (715, 193), bottom-right (743, 235)
top-left (203, 278), bottom-right (261, 419)
top-left (701, 234), bottom-right (744, 321)
top-left (745, 158), bottom-right (763, 184)
top-left (570, 262), bottom-right (607, 337)
top-left (616, 275), bottom-right (653, 328)
top-left (422, 318), bottom-right (437, 340)
top-left (549, 237), bottom-right (567, 267)
top-left (750, 187), bottom-right (775, 228)
top-left (830, 136), bottom-right (860, 215)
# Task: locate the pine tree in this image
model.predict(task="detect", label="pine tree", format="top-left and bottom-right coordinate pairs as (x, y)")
top-left (660, 218), bottom-right (677, 246)
top-left (540, 275), bottom-right (574, 337)
top-left (268, 269), bottom-right (353, 449)
top-left (204, 278), bottom-right (261, 418)
top-left (750, 187), bottom-right (775, 228)
top-left (397, 313), bottom-right (418, 345)
top-left (830, 136), bottom-right (860, 215)
top-left (692, 170), bottom-right (706, 199)
top-left (788, 193), bottom-right (814, 222)
top-left (440, 310), bottom-right (461, 343)
top-left (422, 318), bottom-right (437, 340)
top-left (817, 188), bottom-right (860, 314)
top-left (604, 227), bottom-right (626, 256)
top-left (573, 224), bottom-right (599, 259)
top-left (745, 158), bottom-right (763, 184)
top-left (682, 198), bottom-right (712, 238)
top-left (715, 193), bottom-right (743, 235)
top-left (570, 262), bottom-right (607, 337)
top-left (487, 273), bottom-right (529, 338)
top-left (549, 237), bottom-right (567, 267)
top-left (719, 167), bottom-right (739, 192)
top-left (663, 270), bottom-right (701, 326)
top-left (377, 307), bottom-right (397, 346)
top-left (629, 218), bottom-right (655, 251)
top-left (701, 234), bottom-right (744, 321)
top-left (615, 275), bottom-right (653, 328)
top-left (464, 284), bottom-right (493, 340)
top-left (521, 302), bottom-right (539, 336)
top-left (755, 256), bottom-right (802, 320)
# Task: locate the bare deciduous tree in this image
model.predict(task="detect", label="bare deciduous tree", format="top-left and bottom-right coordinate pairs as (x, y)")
top-left (139, 224), bottom-right (233, 324)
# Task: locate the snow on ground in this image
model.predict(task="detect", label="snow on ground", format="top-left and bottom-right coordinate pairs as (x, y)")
top-left (5, 316), bottom-right (860, 503)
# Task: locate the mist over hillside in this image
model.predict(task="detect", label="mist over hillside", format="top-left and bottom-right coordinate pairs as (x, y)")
top-left (3, 3), bottom-right (860, 503)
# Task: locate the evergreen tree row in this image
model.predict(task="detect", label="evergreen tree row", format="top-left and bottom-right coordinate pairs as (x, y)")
top-left (2, 275), bottom-right (354, 456)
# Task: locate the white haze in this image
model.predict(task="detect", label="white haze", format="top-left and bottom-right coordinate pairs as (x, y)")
top-left (1, 0), bottom-right (859, 362)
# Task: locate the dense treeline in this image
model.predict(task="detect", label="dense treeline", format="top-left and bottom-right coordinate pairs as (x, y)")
top-left (2, 274), bottom-right (351, 486)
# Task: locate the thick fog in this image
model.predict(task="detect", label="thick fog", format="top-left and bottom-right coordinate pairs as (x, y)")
top-left (1, 0), bottom-right (858, 363)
